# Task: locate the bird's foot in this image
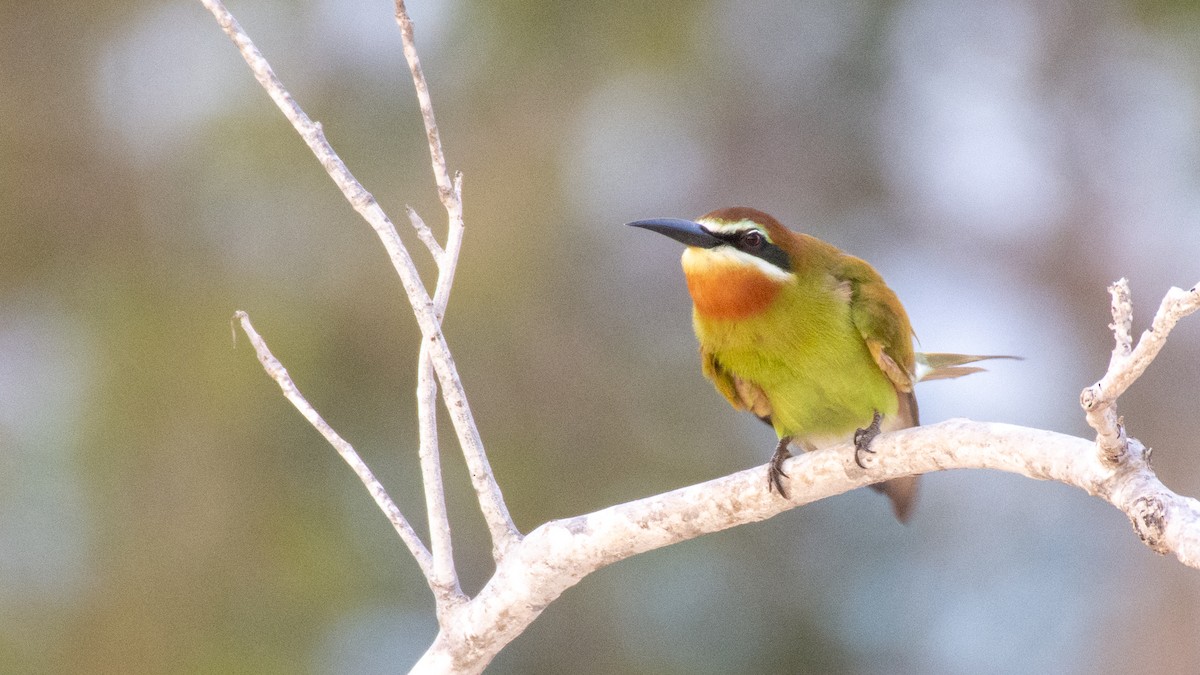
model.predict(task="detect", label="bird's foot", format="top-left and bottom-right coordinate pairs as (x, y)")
top-left (768, 437), bottom-right (792, 497)
top-left (853, 410), bottom-right (883, 469)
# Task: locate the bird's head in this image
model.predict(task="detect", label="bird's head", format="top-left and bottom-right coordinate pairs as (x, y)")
top-left (628, 207), bottom-right (799, 319)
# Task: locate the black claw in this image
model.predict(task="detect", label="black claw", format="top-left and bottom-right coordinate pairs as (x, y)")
top-left (853, 446), bottom-right (874, 469)
top-left (768, 437), bottom-right (792, 498)
top-left (854, 410), bottom-right (884, 469)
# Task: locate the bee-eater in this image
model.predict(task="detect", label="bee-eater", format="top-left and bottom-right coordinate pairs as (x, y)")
top-left (629, 207), bottom-right (1008, 521)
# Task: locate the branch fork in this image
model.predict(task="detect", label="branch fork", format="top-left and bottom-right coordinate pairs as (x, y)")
top-left (203, 0), bottom-right (519, 624)
top-left (1081, 279), bottom-right (1200, 465)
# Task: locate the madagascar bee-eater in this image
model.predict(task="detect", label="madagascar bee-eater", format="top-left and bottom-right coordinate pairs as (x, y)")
top-left (629, 207), bottom-right (1009, 521)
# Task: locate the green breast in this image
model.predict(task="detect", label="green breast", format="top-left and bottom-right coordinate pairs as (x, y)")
top-left (694, 279), bottom-right (899, 443)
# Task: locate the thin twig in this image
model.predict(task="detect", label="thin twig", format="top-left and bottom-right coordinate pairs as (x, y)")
top-left (1081, 280), bottom-right (1200, 463)
top-left (201, 0), bottom-right (520, 558)
top-left (1082, 280), bottom-right (1134, 463)
top-left (394, 0), bottom-right (453, 203)
top-left (232, 311), bottom-right (435, 579)
top-left (1110, 277), bottom-right (1133, 357)
top-left (416, 344), bottom-right (464, 617)
top-left (392, 0), bottom-right (508, 599)
top-left (433, 172), bottom-right (466, 316)
top-left (407, 206), bottom-right (445, 262)
top-left (412, 184), bottom-right (466, 617)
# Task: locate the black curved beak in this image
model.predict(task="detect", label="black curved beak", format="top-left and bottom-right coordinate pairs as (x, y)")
top-left (627, 218), bottom-right (723, 249)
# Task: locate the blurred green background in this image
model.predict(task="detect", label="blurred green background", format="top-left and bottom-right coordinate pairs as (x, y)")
top-left (5, 0), bottom-right (1200, 672)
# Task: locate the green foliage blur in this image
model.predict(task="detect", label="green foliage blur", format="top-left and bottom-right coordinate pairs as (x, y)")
top-left (4, 0), bottom-right (1200, 672)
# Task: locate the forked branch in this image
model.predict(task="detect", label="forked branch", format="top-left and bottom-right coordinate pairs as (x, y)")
top-left (1081, 279), bottom-right (1200, 464)
top-left (201, 0), bottom-right (519, 566)
top-left (393, 0), bottom-right (471, 620)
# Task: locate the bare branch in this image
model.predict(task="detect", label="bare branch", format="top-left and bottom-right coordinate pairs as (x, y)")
top-left (392, 1), bottom-right (465, 321)
top-left (201, 0), bottom-right (520, 557)
top-left (393, 0), bottom-right (453, 204)
top-left (413, 418), bottom-right (1200, 672)
top-left (1109, 277), bottom-right (1133, 357)
top-left (411, 187), bottom-right (466, 615)
top-left (416, 343), bottom-right (465, 619)
top-left (406, 205), bottom-right (445, 263)
top-left (432, 172), bottom-right (466, 317)
top-left (231, 311), bottom-right (435, 579)
top-left (1108, 282), bottom-right (1200, 395)
top-left (391, 1), bottom-right (490, 608)
top-left (1081, 280), bottom-right (1200, 463)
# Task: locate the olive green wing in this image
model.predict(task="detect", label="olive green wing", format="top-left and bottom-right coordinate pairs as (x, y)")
top-left (838, 255), bottom-right (918, 423)
top-left (700, 346), bottom-right (774, 425)
top-left (840, 258), bottom-right (922, 520)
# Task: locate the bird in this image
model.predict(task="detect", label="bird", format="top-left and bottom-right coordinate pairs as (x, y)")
top-left (628, 207), bottom-right (1011, 521)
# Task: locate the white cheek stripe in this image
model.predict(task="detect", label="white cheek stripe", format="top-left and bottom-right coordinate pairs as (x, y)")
top-left (682, 245), bottom-right (794, 282)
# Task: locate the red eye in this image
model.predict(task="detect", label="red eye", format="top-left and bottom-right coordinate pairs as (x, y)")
top-left (741, 231), bottom-right (765, 250)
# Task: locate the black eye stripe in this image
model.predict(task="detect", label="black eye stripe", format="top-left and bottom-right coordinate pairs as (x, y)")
top-left (711, 229), bottom-right (751, 244)
top-left (707, 228), bottom-right (792, 273)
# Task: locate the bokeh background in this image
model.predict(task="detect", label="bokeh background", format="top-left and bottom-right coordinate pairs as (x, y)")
top-left (5, 0), bottom-right (1200, 672)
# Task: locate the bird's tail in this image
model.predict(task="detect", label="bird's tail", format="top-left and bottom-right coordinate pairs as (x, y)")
top-left (871, 477), bottom-right (919, 523)
top-left (914, 352), bottom-right (1020, 382)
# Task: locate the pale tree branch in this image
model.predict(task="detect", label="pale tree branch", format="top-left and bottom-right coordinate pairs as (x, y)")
top-left (406, 205), bottom-right (445, 262)
top-left (414, 415), bottom-right (1200, 672)
top-left (231, 311), bottom-right (434, 579)
top-left (394, 0), bottom-right (454, 204)
top-left (1109, 277), bottom-right (1134, 355)
top-left (416, 346), bottom-right (463, 616)
top-left (201, 0), bottom-right (520, 560)
top-left (392, 0), bottom-right (473, 622)
top-left (1081, 279), bottom-right (1200, 464)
